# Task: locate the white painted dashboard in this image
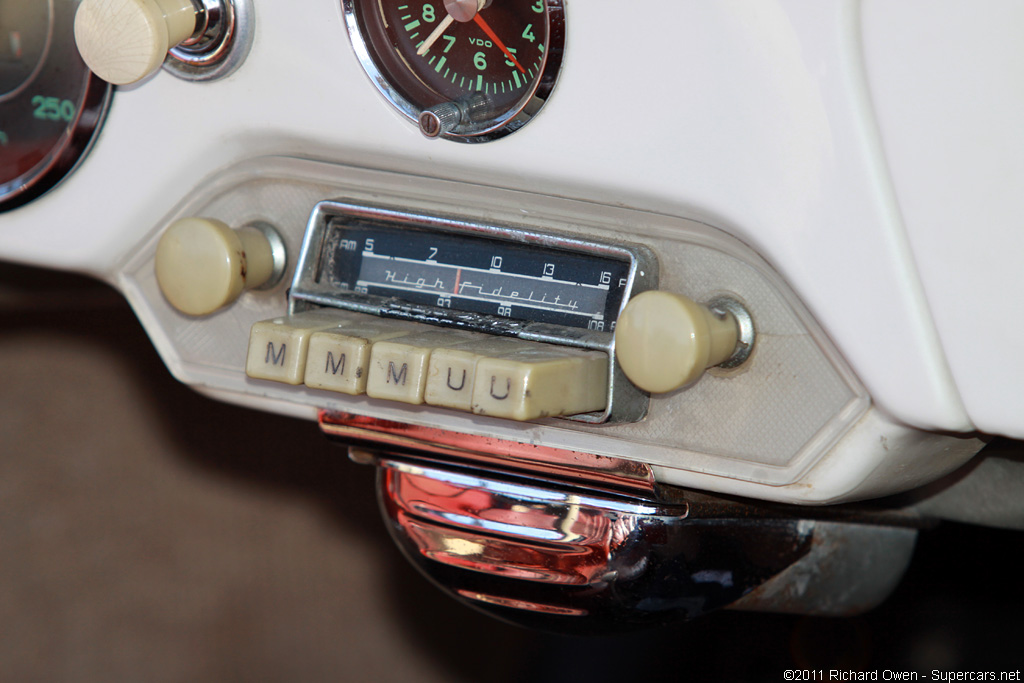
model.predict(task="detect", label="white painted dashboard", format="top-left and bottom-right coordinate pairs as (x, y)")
top-left (3, 0), bottom-right (1022, 506)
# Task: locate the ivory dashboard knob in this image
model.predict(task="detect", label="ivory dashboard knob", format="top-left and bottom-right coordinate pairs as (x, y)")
top-left (614, 291), bottom-right (740, 393)
top-left (74, 0), bottom-right (199, 85)
top-left (155, 218), bottom-right (283, 316)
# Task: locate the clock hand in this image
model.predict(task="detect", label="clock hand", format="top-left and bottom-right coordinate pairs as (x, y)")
top-left (417, 0), bottom-right (487, 57)
top-left (416, 14), bottom-right (454, 56)
top-left (473, 13), bottom-right (526, 74)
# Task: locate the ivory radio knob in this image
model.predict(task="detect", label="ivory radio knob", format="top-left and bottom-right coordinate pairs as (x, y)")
top-left (614, 291), bottom-right (740, 393)
top-left (155, 217), bottom-right (281, 316)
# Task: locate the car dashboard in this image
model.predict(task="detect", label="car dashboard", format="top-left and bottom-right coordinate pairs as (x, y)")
top-left (2, 0), bottom-right (1023, 631)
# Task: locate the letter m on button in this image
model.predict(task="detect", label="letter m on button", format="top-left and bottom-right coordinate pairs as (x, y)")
top-left (266, 342), bottom-right (286, 366)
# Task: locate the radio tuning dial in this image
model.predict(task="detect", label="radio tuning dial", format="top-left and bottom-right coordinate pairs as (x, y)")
top-left (155, 218), bottom-right (286, 317)
top-left (615, 291), bottom-right (748, 393)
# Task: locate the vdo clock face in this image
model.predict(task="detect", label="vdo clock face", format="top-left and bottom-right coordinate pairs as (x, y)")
top-left (344, 0), bottom-right (564, 142)
top-left (0, 0), bottom-right (111, 211)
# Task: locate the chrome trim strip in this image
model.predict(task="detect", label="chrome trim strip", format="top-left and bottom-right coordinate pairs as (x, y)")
top-left (455, 591), bottom-right (589, 617)
top-left (319, 411), bottom-right (658, 494)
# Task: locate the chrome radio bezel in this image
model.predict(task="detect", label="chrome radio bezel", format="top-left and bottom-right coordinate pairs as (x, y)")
top-left (289, 200), bottom-right (658, 424)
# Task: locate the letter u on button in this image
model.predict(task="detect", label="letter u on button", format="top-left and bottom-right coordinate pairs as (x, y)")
top-left (489, 376), bottom-right (511, 400)
top-left (447, 367), bottom-right (467, 391)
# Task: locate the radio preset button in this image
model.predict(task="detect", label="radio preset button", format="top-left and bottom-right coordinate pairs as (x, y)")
top-left (304, 320), bottom-right (418, 395)
top-left (424, 337), bottom-right (535, 411)
top-left (245, 311), bottom-right (611, 420)
top-left (471, 347), bottom-right (608, 421)
top-left (366, 330), bottom-right (487, 404)
top-left (245, 312), bottom-right (344, 385)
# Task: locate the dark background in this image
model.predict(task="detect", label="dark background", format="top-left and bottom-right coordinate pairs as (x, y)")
top-left (2, 264), bottom-right (1021, 682)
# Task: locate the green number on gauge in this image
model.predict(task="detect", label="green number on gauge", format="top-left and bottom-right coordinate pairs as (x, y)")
top-left (31, 96), bottom-right (77, 123)
top-left (346, 0), bottom-right (564, 141)
top-left (1, 0), bottom-right (112, 211)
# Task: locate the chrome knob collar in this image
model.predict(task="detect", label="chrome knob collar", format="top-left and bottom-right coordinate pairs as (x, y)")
top-left (165, 0), bottom-right (254, 81)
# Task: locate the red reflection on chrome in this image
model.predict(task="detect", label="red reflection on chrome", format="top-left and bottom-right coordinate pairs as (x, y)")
top-left (382, 463), bottom-right (650, 586)
top-left (456, 590), bottom-right (588, 616)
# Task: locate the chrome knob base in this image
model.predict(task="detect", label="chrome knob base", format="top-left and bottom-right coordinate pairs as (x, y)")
top-left (164, 0), bottom-right (254, 81)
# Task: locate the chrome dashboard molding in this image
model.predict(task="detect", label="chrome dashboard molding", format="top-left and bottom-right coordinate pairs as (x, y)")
top-left (294, 200), bottom-right (658, 424)
top-left (320, 410), bottom-right (659, 495)
top-left (368, 453), bottom-right (820, 632)
top-left (347, 447), bottom-right (921, 630)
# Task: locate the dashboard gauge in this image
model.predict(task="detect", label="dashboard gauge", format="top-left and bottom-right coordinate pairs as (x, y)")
top-left (343, 0), bottom-right (564, 142)
top-left (0, 0), bottom-right (111, 212)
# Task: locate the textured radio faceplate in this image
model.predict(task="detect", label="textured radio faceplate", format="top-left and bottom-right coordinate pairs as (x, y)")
top-left (117, 156), bottom-right (870, 495)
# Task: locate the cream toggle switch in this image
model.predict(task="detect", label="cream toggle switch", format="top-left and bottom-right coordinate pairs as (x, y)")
top-left (74, 0), bottom-right (200, 84)
top-left (155, 217), bottom-right (284, 316)
top-left (614, 291), bottom-right (741, 393)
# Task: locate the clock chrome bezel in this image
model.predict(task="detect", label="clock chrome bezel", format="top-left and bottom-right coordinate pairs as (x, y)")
top-left (341, 0), bottom-right (565, 143)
